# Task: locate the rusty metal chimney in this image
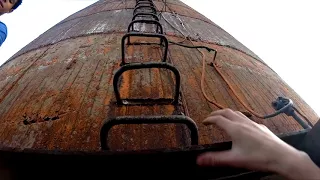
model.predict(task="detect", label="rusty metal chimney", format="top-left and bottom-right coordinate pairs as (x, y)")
top-left (0, 0), bottom-right (318, 154)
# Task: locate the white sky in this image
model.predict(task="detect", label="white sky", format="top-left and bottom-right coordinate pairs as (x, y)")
top-left (0, 0), bottom-right (319, 116)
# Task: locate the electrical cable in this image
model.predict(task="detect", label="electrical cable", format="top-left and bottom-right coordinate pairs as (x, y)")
top-left (159, 0), bottom-right (315, 123)
top-left (159, 3), bottom-right (262, 117)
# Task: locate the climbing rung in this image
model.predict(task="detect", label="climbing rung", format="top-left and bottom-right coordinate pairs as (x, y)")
top-left (133, 5), bottom-right (157, 15)
top-left (132, 12), bottom-right (159, 21)
top-left (136, 0), bottom-right (153, 4)
top-left (113, 62), bottom-right (180, 105)
top-left (136, 0), bottom-right (153, 2)
top-left (135, 1), bottom-right (155, 8)
top-left (128, 19), bottom-right (163, 34)
top-left (100, 115), bottom-right (199, 150)
top-left (121, 32), bottom-right (168, 64)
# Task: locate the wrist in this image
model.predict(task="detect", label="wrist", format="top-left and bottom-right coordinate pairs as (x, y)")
top-left (273, 150), bottom-right (320, 180)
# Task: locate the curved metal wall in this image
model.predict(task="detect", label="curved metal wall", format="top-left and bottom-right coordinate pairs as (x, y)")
top-left (0, 0), bottom-right (318, 151)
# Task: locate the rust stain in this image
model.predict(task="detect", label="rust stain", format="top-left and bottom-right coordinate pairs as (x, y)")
top-left (0, 48), bottom-right (50, 105)
top-left (119, 71), bottom-right (131, 98)
top-left (103, 47), bottom-right (111, 55)
top-left (86, 37), bottom-right (92, 44)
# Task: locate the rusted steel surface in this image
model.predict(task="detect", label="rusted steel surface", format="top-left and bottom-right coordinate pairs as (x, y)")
top-left (0, 0), bottom-right (318, 151)
top-left (4, 0), bottom-right (260, 65)
top-left (58, 0), bottom-right (212, 27)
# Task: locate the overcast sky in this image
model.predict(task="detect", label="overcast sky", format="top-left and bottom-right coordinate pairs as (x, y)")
top-left (1, 0), bottom-right (319, 116)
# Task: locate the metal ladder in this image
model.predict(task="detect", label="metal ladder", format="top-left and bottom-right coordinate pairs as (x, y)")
top-left (100, 0), bottom-right (199, 150)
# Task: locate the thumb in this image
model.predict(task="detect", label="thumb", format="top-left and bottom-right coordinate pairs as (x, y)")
top-left (197, 151), bottom-right (234, 167)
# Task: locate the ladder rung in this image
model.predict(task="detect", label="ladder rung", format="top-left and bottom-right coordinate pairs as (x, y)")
top-left (128, 19), bottom-right (163, 34)
top-left (100, 115), bottom-right (199, 150)
top-left (113, 62), bottom-right (180, 105)
top-left (132, 12), bottom-right (159, 21)
top-left (135, 1), bottom-right (156, 8)
top-left (133, 5), bottom-right (157, 15)
top-left (121, 32), bottom-right (168, 64)
top-left (136, 0), bottom-right (153, 2)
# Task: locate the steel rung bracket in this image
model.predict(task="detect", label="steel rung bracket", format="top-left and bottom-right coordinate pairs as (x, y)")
top-left (113, 62), bottom-right (180, 105)
top-left (135, 1), bottom-right (156, 8)
top-left (100, 115), bottom-right (199, 150)
top-left (128, 19), bottom-right (163, 34)
top-left (133, 5), bottom-right (157, 15)
top-left (122, 32), bottom-right (168, 64)
top-left (136, 0), bottom-right (153, 3)
top-left (132, 12), bottom-right (160, 22)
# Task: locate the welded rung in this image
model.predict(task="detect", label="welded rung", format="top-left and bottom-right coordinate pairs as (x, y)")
top-left (132, 12), bottom-right (159, 21)
top-left (133, 5), bottom-right (157, 15)
top-left (128, 19), bottom-right (163, 34)
top-left (135, 1), bottom-right (156, 8)
top-left (121, 32), bottom-right (168, 64)
top-left (100, 115), bottom-right (199, 150)
top-left (113, 62), bottom-right (180, 105)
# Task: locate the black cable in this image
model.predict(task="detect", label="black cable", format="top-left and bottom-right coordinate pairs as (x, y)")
top-left (160, 0), bottom-right (316, 123)
top-left (169, 40), bottom-right (216, 52)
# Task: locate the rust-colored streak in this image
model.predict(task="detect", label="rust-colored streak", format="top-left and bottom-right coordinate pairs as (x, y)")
top-left (119, 71), bottom-right (131, 99)
top-left (0, 48), bottom-right (49, 105)
top-left (107, 37), bottom-right (184, 150)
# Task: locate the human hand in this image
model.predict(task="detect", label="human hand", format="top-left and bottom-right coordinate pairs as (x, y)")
top-left (197, 109), bottom-right (320, 180)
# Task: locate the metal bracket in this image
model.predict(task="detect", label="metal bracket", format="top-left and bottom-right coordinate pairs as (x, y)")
top-left (132, 12), bottom-right (159, 21)
top-left (100, 115), bottom-right (199, 150)
top-left (128, 19), bottom-right (163, 34)
top-left (113, 62), bottom-right (180, 105)
top-left (122, 32), bottom-right (168, 64)
top-left (272, 97), bottom-right (311, 129)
